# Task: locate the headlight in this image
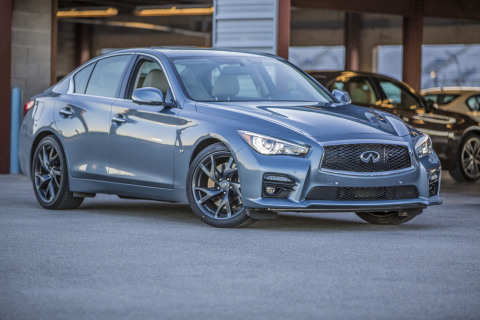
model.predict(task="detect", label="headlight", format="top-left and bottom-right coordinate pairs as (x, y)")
top-left (415, 134), bottom-right (432, 158)
top-left (239, 131), bottom-right (309, 156)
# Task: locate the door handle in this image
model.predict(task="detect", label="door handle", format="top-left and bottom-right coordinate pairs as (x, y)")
top-left (59, 107), bottom-right (73, 117)
top-left (112, 114), bottom-right (127, 125)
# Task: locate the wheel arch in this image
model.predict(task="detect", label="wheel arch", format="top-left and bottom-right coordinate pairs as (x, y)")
top-left (461, 126), bottom-right (480, 140)
top-left (189, 135), bottom-right (234, 166)
top-left (30, 129), bottom-right (66, 177)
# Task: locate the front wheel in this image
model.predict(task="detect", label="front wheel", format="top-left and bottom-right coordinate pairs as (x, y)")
top-left (32, 136), bottom-right (84, 209)
top-left (186, 143), bottom-right (255, 228)
top-left (355, 209), bottom-right (422, 225)
top-left (449, 133), bottom-right (480, 182)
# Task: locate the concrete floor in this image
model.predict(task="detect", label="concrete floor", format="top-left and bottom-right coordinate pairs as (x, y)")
top-left (0, 173), bottom-right (479, 320)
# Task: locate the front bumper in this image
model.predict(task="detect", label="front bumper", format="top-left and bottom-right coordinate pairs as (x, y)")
top-left (235, 141), bottom-right (442, 212)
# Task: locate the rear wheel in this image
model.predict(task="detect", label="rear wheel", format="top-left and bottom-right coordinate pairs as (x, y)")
top-left (32, 136), bottom-right (84, 209)
top-left (449, 133), bottom-right (480, 182)
top-left (186, 143), bottom-right (255, 228)
top-left (355, 209), bottom-right (422, 225)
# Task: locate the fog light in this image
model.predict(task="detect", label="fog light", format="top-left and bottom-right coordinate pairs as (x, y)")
top-left (429, 170), bottom-right (439, 181)
top-left (428, 169), bottom-right (440, 197)
top-left (264, 186), bottom-right (277, 195)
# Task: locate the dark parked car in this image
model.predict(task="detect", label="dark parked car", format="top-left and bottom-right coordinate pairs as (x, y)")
top-left (308, 71), bottom-right (480, 182)
top-left (19, 49), bottom-right (442, 227)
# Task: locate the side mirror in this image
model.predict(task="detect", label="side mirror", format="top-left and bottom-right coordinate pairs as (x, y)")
top-left (424, 99), bottom-right (438, 113)
top-left (332, 89), bottom-right (351, 104)
top-left (132, 87), bottom-right (164, 105)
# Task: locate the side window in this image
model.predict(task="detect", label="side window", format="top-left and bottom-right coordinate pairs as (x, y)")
top-left (343, 77), bottom-right (379, 105)
top-left (379, 80), bottom-right (421, 110)
top-left (73, 63), bottom-right (95, 94)
top-left (85, 55), bottom-right (131, 98)
top-left (132, 60), bottom-right (169, 97)
top-left (423, 94), bottom-right (438, 103)
top-left (330, 81), bottom-right (345, 91)
top-left (466, 95), bottom-right (480, 111)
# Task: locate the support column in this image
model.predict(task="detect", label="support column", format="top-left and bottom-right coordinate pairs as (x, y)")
top-left (402, 14), bottom-right (423, 91)
top-left (51, 0), bottom-right (58, 85)
top-left (344, 12), bottom-right (360, 71)
top-left (76, 24), bottom-right (91, 67)
top-left (277, 0), bottom-right (291, 59)
top-left (0, 0), bottom-right (12, 173)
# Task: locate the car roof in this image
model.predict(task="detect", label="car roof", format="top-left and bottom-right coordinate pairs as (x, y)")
top-left (99, 47), bottom-right (280, 59)
top-left (421, 87), bottom-right (480, 95)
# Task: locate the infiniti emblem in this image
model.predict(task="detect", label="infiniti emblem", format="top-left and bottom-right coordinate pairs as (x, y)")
top-left (360, 151), bottom-right (381, 163)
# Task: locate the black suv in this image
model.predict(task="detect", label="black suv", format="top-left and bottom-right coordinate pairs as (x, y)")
top-left (308, 71), bottom-right (480, 182)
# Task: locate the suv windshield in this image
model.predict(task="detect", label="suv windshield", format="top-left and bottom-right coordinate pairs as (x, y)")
top-left (171, 55), bottom-right (333, 103)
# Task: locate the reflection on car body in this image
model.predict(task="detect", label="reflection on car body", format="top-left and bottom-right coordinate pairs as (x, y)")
top-left (308, 71), bottom-right (480, 182)
top-left (19, 49), bottom-right (442, 227)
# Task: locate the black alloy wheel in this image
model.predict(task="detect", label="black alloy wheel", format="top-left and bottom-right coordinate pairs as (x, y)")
top-left (449, 133), bottom-right (480, 182)
top-left (187, 143), bottom-right (255, 228)
top-left (32, 136), bottom-right (84, 209)
top-left (460, 134), bottom-right (480, 180)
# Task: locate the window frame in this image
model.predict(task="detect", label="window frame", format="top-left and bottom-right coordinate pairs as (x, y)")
top-left (122, 54), bottom-right (178, 106)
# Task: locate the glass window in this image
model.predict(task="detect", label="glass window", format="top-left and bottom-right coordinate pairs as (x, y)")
top-left (330, 81), bottom-right (345, 91)
top-left (379, 80), bottom-right (421, 110)
top-left (171, 55), bottom-right (334, 103)
top-left (423, 94), bottom-right (459, 105)
top-left (343, 77), bottom-right (379, 105)
top-left (53, 75), bottom-right (71, 94)
top-left (85, 55), bottom-right (131, 98)
top-left (466, 95), bottom-right (480, 111)
top-left (132, 60), bottom-right (169, 97)
top-left (73, 63), bottom-right (95, 94)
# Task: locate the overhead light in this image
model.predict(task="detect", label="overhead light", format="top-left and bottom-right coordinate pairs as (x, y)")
top-left (134, 5), bottom-right (214, 16)
top-left (57, 7), bottom-right (118, 18)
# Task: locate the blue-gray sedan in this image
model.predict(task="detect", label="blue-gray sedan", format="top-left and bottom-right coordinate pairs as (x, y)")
top-left (19, 48), bottom-right (442, 227)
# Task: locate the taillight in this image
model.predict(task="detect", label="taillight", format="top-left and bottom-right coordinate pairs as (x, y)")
top-left (24, 100), bottom-right (35, 116)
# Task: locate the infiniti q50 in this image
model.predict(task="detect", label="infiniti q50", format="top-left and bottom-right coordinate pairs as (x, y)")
top-left (19, 48), bottom-right (442, 227)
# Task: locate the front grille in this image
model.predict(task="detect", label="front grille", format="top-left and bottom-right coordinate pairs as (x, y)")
top-left (305, 186), bottom-right (419, 201)
top-left (321, 144), bottom-right (411, 173)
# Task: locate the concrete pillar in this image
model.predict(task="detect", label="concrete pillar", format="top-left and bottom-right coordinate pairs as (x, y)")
top-left (11, 0), bottom-right (53, 105)
top-left (402, 14), bottom-right (423, 91)
top-left (76, 24), bottom-right (92, 67)
top-left (51, 0), bottom-right (58, 85)
top-left (344, 12), bottom-right (360, 71)
top-left (277, 0), bottom-right (291, 59)
top-left (0, 0), bottom-right (13, 173)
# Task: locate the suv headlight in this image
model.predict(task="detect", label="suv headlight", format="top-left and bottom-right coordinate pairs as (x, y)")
top-left (239, 131), bottom-right (309, 156)
top-left (415, 134), bottom-right (433, 158)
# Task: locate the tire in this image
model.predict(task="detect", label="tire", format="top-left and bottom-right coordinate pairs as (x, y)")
top-left (355, 209), bottom-right (422, 225)
top-left (186, 143), bottom-right (255, 228)
top-left (32, 136), bottom-right (84, 209)
top-left (449, 133), bottom-right (480, 182)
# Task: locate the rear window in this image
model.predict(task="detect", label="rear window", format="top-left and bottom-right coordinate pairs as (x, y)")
top-left (85, 55), bottom-right (131, 98)
top-left (423, 94), bottom-right (459, 105)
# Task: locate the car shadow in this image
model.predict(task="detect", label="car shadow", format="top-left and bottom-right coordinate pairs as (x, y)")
top-left (75, 198), bottom-right (432, 232)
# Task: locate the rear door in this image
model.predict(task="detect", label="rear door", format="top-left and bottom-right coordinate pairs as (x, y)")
top-left (54, 54), bottom-right (132, 180)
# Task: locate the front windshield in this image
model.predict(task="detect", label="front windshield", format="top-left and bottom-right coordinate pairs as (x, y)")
top-left (171, 55), bottom-right (334, 103)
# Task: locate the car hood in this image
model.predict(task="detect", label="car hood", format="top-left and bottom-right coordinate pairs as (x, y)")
top-left (196, 101), bottom-right (410, 140)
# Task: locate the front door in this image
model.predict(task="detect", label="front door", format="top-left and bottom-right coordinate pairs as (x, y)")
top-left (108, 57), bottom-right (179, 188)
top-left (375, 78), bottom-right (454, 159)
